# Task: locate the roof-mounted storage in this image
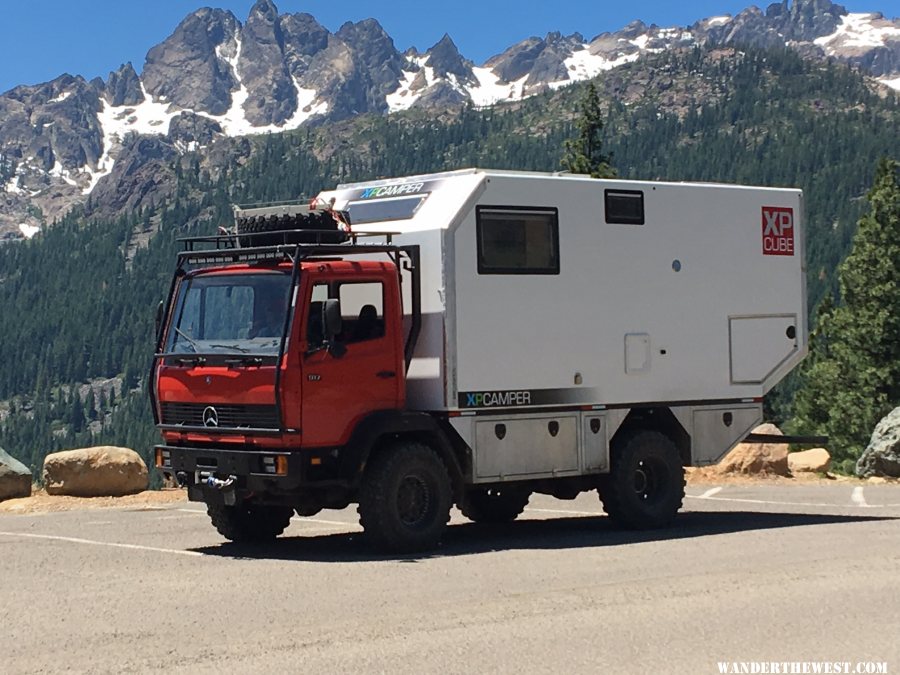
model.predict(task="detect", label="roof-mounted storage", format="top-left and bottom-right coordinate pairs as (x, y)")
top-left (233, 199), bottom-right (351, 247)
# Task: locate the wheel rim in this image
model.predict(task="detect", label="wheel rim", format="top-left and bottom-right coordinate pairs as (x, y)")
top-left (633, 458), bottom-right (666, 503)
top-left (397, 474), bottom-right (432, 527)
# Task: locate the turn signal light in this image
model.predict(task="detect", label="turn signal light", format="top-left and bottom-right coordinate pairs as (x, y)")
top-left (155, 448), bottom-right (171, 468)
top-left (275, 455), bottom-right (288, 475)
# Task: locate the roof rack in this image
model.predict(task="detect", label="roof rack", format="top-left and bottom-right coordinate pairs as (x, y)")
top-left (175, 230), bottom-right (404, 269)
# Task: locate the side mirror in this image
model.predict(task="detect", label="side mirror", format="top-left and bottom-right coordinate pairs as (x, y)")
top-left (155, 300), bottom-right (164, 344)
top-left (322, 299), bottom-right (346, 358)
top-left (323, 299), bottom-right (342, 339)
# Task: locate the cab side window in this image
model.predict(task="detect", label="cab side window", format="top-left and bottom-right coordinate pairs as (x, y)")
top-left (305, 281), bottom-right (385, 348)
top-left (339, 282), bottom-right (385, 343)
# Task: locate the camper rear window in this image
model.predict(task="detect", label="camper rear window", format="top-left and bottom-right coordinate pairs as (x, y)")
top-left (605, 190), bottom-right (645, 225)
top-left (347, 195), bottom-right (428, 224)
top-left (477, 207), bottom-right (560, 275)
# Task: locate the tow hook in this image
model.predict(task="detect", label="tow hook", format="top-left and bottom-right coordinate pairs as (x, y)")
top-left (205, 475), bottom-right (237, 491)
top-left (197, 472), bottom-right (238, 505)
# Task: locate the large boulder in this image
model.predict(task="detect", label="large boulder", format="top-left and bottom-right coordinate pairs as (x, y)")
top-left (856, 407), bottom-right (900, 478)
top-left (715, 423), bottom-right (790, 476)
top-left (43, 446), bottom-right (148, 497)
top-left (788, 447), bottom-right (832, 473)
top-left (0, 446), bottom-right (32, 501)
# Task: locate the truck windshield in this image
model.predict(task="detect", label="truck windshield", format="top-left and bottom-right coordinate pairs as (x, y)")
top-left (165, 272), bottom-right (292, 355)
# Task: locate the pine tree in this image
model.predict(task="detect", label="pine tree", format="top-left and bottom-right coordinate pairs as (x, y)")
top-left (561, 82), bottom-right (617, 178)
top-left (792, 158), bottom-right (900, 466)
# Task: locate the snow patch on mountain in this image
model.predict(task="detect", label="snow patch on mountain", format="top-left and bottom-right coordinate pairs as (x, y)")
top-left (47, 91), bottom-right (72, 104)
top-left (705, 16), bottom-right (733, 28)
top-left (18, 223), bottom-right (40, 239)
top-left (468, 69), bottom-right (530, 107)
top-left (814, 12), bottom-right (900, 52)
top-left (564, 46), bottom-right (642, 81)
top-left (880, 74), bottom-right (900, 90)
top-left (49, 161), bottom-right (79, 188)
top-left (87, 83), bottom-right (180, 193)
top-left (4, 175), bottom-right (22, 195)
top-left (386, 68), bottom-right (423, 112)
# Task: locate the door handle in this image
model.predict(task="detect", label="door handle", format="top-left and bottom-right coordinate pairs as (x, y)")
top-left (376, 370), bottom-right (396, 379)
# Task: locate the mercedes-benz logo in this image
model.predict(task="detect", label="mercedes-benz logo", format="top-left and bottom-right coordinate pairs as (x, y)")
top-left (202, 406), bottom-right (219, 428)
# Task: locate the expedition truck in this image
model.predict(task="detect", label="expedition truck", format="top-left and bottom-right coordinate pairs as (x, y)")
top-left (152, 169), bottom-right (807, 552)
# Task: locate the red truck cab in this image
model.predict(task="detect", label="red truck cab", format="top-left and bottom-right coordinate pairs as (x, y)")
top-left (156, 259), bottom-right (406, 450)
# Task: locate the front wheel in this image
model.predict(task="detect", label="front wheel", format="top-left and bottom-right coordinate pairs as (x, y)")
top-left (357, 442), bottom-right (452, 553)
top-left (599, 431), bottom-right (684, 529)
top-left (207, 502), bottom-right (294, 542)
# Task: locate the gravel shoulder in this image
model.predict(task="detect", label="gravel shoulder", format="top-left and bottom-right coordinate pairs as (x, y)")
top-left (0, 488), bottom-right (186, 514)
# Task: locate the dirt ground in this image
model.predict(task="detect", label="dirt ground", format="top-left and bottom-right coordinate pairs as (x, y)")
top-left (2, 472), bottom-right (894, 515)
top-left (0, 488), bottom-right (186, 515)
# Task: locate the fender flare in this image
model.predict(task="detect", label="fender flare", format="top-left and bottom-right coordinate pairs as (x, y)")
top-left (342, 410), bottom-right (465, 497)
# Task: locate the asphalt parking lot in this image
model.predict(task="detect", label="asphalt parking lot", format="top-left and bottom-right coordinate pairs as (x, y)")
top-left (1, 483), bottom-right (898, 674)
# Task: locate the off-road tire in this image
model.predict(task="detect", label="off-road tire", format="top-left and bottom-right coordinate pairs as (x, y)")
top-left (461, 487), bottom-right (531, 523)
top-left (599, 431), bottom-right (685, 530)
top-left (207, 502), bottom-right (294, 543)
top-left (357, 442), bottom-right (452, 553)
top-left (236, 212), bottom-right (348, 247)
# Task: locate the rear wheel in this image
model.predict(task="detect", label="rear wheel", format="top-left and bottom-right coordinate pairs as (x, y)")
top-left (207, 502), bottom-right (294, 542)
top-left (461, 487), bottom-right (530, 523)
top-left (358, 442), bottom-right (452, 553)
top-left (599, 431), bottom-right (684, 529)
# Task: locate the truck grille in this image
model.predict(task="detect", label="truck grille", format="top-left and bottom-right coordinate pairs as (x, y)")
top-left (160, 403), bottom-right (280, 429)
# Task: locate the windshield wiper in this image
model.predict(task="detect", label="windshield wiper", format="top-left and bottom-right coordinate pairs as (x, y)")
top-left (173, 327), bottom-right (200, 353)
top-left (210, 343), bottom-right (251, 353)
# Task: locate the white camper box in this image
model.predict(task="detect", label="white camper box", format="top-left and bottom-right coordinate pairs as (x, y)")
top-left (316, 169), bottom-right (806, 480)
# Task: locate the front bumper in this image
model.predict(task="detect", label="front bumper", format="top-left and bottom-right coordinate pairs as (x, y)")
top-left (154, 444), bottom-right (346, 500)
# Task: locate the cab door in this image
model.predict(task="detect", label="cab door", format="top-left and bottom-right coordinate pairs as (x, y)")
top-left (299, 270), bottom-right (405, 448)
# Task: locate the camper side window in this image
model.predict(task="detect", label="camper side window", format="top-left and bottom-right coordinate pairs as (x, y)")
top-left (476, 207), bottom-right (560, 275)
top-left (605, 190), bottom-right (645, 225)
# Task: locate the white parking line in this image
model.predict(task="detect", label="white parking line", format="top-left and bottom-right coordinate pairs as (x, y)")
top-left (0, 531), bottom-right (203, 557)
top-left (685, 494), bottom-right (900, 509)
top-left (698, 487), bottom-right (723, 499)
top-left (295, 518), bottom-right (359, 528)
top-left (525, 507), bottom-right (602, 517)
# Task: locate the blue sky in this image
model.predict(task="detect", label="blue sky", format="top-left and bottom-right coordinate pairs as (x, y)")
top-left (2, 0), bottom-right (898, 93)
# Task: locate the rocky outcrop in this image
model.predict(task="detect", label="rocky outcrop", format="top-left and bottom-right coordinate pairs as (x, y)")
top-left (280, 12), bottom-right (330, 79)
top-left (141, 7), bottom-right (240, 115)
top-left (425, 35), bottom-right (478, 87)
top-left (486, 37), bottom-right (540, 83)
top-left (788, 447), bottom-right (832, 473)
top-left (856, 407), bottom-right (900, 478)
top-left (104, 63), bottom-right (144, 107)
top-left (238, 0), bottom-right (297, 126)
top-left (0, 447), bottom-right (31, 501)
top-left (0, 74), bottom-right (103, 176)
top-left (765, 0), bottom-right (847, 42)
top-left (715, 423), bottom-right (791, 475)
top-left (411, 80), bottom-right (471, 109)
top-left (87, 135), bottom-right (178, 215)
top-left (704, 0), bottom-right (847, 48)
top-left (167, 112), bottom-right (223, 148)
top-left (43, 446), bottom-right (148, 497)
top-left (334, 19), bottom-right (407, 113)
